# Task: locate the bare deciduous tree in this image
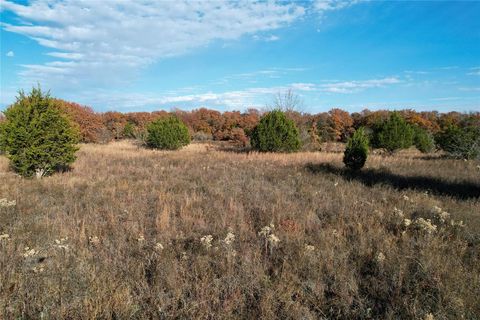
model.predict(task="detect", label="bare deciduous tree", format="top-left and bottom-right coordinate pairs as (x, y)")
top-left (272, 89), bottom-right (303, 112)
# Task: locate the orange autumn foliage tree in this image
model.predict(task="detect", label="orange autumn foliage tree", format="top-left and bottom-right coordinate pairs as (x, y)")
top-left (403, 110), bottom-right (439, 132)
top-left (54, 99), bottom-right (104, 143)
top-left (102, 111), bottom-right (127, 140)
top-left (328, 108), bottom-right (354, 142)
top-left (124, 111), bottom-right (169, 136)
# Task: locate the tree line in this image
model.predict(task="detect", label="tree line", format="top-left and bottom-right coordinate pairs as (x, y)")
top-left (39, 96), bottom-right (479, 148)
top-left (0, 88), bottom-right (478, 177)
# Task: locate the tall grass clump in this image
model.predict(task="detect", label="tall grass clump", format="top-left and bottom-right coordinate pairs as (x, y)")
top-left (250, 109), bottom-right (301, 152)
top-left (0, 87), bottom-right (79, 178)
top-left (343, 127), bottom-right (369, 170)
top-left (146, 116), bottom-right (190, 150)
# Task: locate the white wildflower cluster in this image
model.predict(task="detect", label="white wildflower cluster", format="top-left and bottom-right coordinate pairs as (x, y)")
top-left (424, 313), bottom-right (435, 320)
top-left (268, 234), bottom-right (280, 246)
top-left (304, 244), bottom-right (315, 253)
top-left (450, 220), bottom-right (465, 228)
top-left (0, 198), bottom-right (16, 208)
top-left (258, 224), bottom-right (280, 247)
top-left (0, 233), bottom-right (10, 241)
top-left (431, 206), bottom-right (450, 224)
top-left (393, 207), bottom-right (413, 229)
top-left (54, 237), bottom-right (69, 251)
top-left (200, 234), bottom-right (213, 249)
top-left (393, 207), bottom-right (404, 218)
top-left (181, 251), bottom-right (188, 260)
top-left (414, 218), bottom-right (438, 234)
top-left (23, 247), bottom-right (38, 258)
top-left (199, 229), bottom-right (237, 255)
top-left (431, 205), bottom-right (465, 229)
top-left (258, 224), bottom-right (274, 237)
top-left (403, 218), bottom-right (412, 227)
top-left (32, 266), bottom-right (45, 273)
top-left (154, 242), bottom-right (164, 251)
top-left (402, 195), bottom-right (410, 201)
top-left (223, 231), bottom-right (235, 246)
top-left (137, 235), bottom-right (145, 242)
top-left (89, 236), bottom-right (100, 247)
top-left (376, 252), bottom-right (386, 263)
top-left (223, 229), bottom-right (237, 257)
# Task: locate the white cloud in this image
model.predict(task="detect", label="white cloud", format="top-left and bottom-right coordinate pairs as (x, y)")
top-left (313, 0), bottom-right (362, 12)
top-left (266, 35), bottom-right (280, 42)
top-left (319, 77), bottom-right (400, 93)
top-left (69, 77), bottom-right (401, 111)
top-left (1, 0), bottom-right (364, 91)
top-left (2, 0), bottom-right (307, 89)
top-left (253, 34), bottom-right (280, 42)
top-left (6, 51), bottom-right (14, 57)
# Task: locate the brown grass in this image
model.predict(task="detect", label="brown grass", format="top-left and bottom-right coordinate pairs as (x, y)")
top-left (1, 141), bottom-right (479, 319)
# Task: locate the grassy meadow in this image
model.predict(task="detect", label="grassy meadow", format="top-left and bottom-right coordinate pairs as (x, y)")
top-left (1, 141), bottom-right (479, 319)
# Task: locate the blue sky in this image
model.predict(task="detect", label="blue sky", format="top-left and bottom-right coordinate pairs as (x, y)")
top-left (1, 0), bottom-right (479, 113)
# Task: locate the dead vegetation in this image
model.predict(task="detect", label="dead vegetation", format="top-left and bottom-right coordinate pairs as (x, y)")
top-left (1, 141), bottom-right (479, 319)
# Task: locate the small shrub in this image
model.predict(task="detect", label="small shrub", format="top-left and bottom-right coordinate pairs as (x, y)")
top-left (250, 109), bottom-right (301, 152)
top-left (435, 125), bottom-right (479, 159)
top-left (122, 122), bottom-right (136, 139)
top-left (0, 87), bottom-right (79, 178)
top-left (373, 112), bottom-right (414, 154)
top-left (343, 127), bottom-right (369, 170)
top-left (413, 126), bottom-right (435, 153)
top-left (146, 116), bottom-right (190, 150)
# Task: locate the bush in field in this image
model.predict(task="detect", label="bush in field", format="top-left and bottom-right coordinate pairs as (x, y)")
top-left (373, 112), bottom-right (414, 154)
top-left (122, 122), bottom-right (136, 139)
top-left (0, 88), bottom-right (79, 178)
top-left (146, 116), bottom-right (190, 150)
top-left (250, 110), bottom-right (301, 152)
top-left (435, 125), bottom-right (480, 159)
top-left (413, 126), bottom-right (435, 153)
top-left (343, 127), bottom-right (369, 170)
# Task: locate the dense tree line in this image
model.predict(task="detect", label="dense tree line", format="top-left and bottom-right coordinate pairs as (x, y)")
top-left (0, 89), bottom-right (478, 177)
top-left (1, 95), bottom-right (478, 154)
top-left (18, 98), bottom-right (476, 146)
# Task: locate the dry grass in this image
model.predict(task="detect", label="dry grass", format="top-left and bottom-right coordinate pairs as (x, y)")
top-left (1, 140), bottom-right (479, 319)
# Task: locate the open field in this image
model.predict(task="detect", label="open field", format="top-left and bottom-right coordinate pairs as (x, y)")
top-left (1, 141), bottom-right (479, 319)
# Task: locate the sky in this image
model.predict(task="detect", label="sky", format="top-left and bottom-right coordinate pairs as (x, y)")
top-left (0, 0), bottom-right (479, 113)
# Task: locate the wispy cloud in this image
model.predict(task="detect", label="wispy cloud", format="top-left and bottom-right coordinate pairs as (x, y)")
top-left (459, 86), bottom-right (480, 92)
top-left (6, 51), bottom-right (14, 57)
top-left (467, 67), bottom-right (480, 76)
top-left (68, 77), bottom-right (401, 111)
top-left (211, 67), bottom-right (308, 85)
top-left (404, 70), bottom-right (429, 75)
top-left (1, 0), bottom-right (364, 91)
top-left (313, 0), bottom-right (363, 12)
top-left (252, 34), bottom-right (280, 42)
top-left (1, 0), bottom-right (309, 89)
top-left (319, 77), bottom-right (401, 93)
